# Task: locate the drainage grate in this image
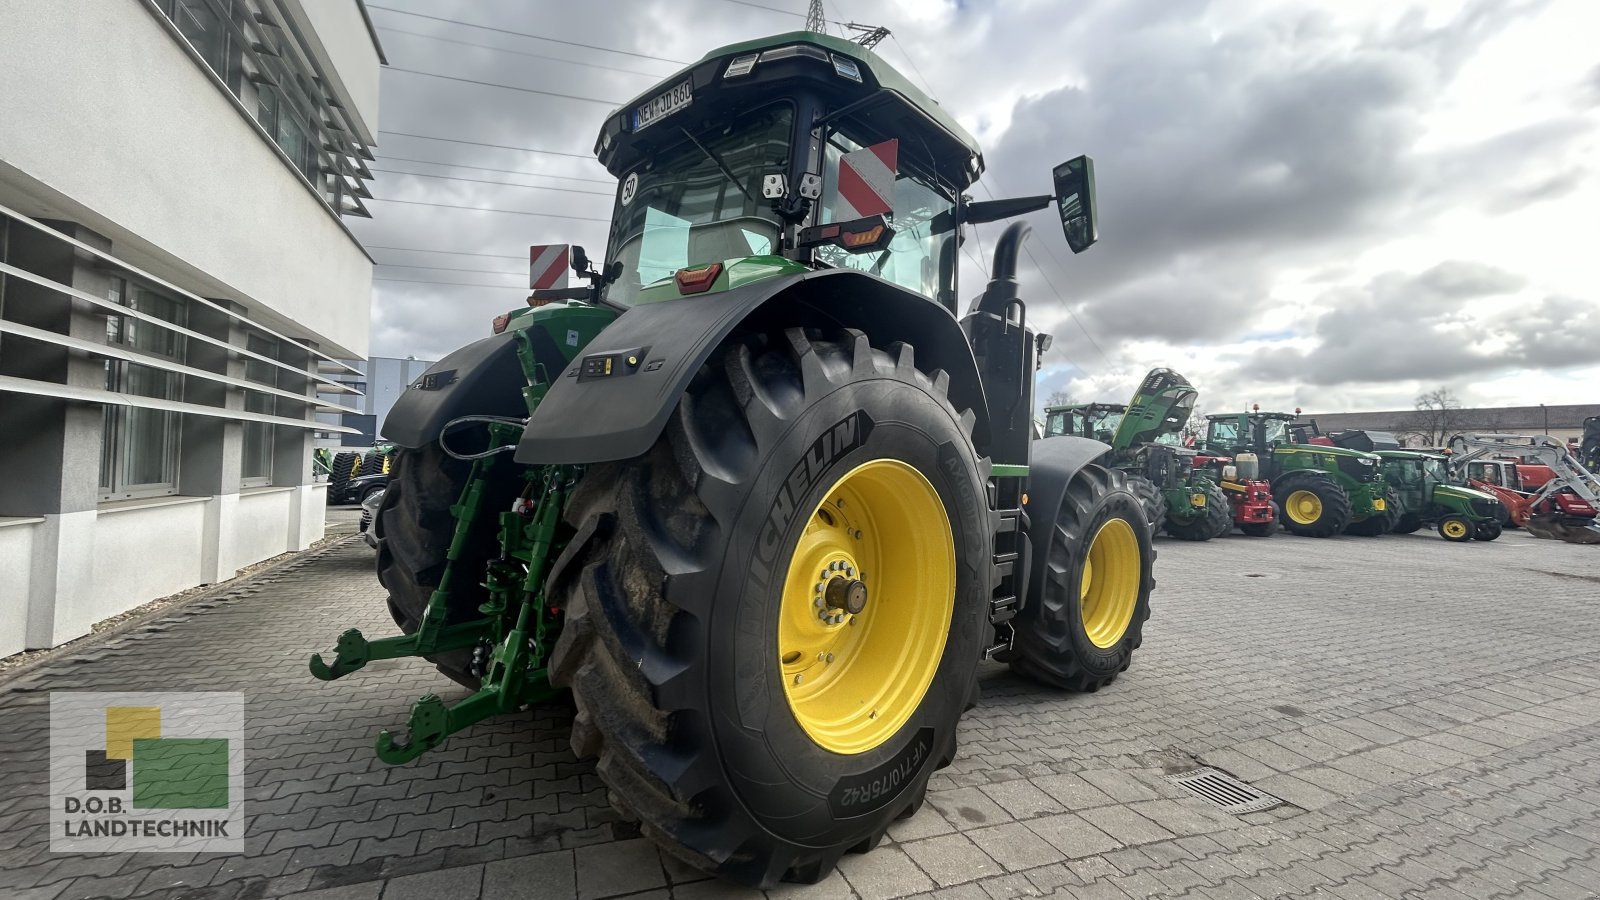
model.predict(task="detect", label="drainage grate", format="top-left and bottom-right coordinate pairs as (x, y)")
top-left (1162, 767), bottom-right (1283, 814)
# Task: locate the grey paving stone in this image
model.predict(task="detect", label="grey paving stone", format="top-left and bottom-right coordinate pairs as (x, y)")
top-left (1024, 814), bottom-right (1121, 860)
top-left (480, 850), bottom-right (575, 900)
top-left (573, 838), bottom-right (664, 899)
top-left (837, 844), bottom-right (935, 900)
top-left (1029, 775), bottom-right (1115, 812)
top-left (1077, 806), bottom-right (1176, 846)
top-left (965, 822), bottom-right (1065, 872)
top-left (902, 833), bottom-right (1002, 886)
top-left (381, 866), bottom-right (484, 900)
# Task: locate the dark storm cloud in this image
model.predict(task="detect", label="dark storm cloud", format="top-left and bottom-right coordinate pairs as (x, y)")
top-left (1240, 261), bottom-right (1596, 385)
top-left (350, 0), bottom-right (1592, 388)
top-left (973, 0), bottom-right (1584, 354)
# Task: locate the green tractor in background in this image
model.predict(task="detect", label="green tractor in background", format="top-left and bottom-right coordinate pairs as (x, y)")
top-left (1203, 409), bottom-right (1394, 537)
top-left (1378, 449), bottom-right (1503, 541)
top-left (307, 30), bottom-right (1156, 888)
top-left (1298, 427), bottom-right (1503, 542)
top-left (1043, 369), bottom-right (1231, 540)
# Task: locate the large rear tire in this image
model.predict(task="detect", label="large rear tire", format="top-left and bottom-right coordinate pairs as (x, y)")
top-left (546, 328), bottom-right (989, 888)
top-left (372, 443), bottom-right (522, 687)
top-left (1163, 482), bottom-right (1229, 541)
top-left (328, 451), bottom-right (359, 501)
top-left (1007, 465), bottom-right (1155, 692)
top-left (1123, 473), bottom-right (1167, 532)
top-left (1275, 472), bottom-right (1352, 537)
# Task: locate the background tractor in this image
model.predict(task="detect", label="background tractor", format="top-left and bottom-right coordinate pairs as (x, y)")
top-left (1043, 369), bottom-right (1237, 540)
top-left (1202, 409), bottom-right (1392, 537)
top-left (1372, 448), bottom-right (1502, 541)
top-left (325, 443), bottom-right (393, 506)
top-left (1448, 433), bottom-right (1600, 544)
top-left (307, 30), bottom-right (1156, 888)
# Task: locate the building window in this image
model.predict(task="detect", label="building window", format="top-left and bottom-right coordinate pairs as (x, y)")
top-left (241, 334), bottom-right (278, 484)
top-left (153, 0), bottom-right (369, 215)
top-left (100, 280), bottom-right (186, 500)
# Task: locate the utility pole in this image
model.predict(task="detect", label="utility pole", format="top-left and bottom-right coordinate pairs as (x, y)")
top-left (805, 0), bottom-right (827, 34)
top-left (1541, 403), bottom-right (1549, 435)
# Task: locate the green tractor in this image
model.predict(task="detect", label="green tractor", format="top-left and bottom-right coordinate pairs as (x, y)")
top-left (1202, 410), bottom-right (1393, 537)
top-left (1377, 449), bottom-right (1503, 541)
top-left (1302, 427), bottom-right (1503, 542)
top-left (1043, 369), bottom-right (1231, 540)
top-left (309, 30), bottom-right (1155, 888)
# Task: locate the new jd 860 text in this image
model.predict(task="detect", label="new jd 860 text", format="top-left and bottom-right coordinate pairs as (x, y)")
top-left (309, 31), bottom-right (1156, 888)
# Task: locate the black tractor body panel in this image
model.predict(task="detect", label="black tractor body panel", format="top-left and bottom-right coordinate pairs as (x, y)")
top-left (1022, 436), bottom-right (1113, 610)
top-left (515, 269), bottom-right (991, 465)
top-left (380, 332), bottom-right (527, 449)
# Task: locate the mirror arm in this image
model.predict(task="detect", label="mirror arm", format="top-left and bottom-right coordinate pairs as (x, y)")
top-left (960, 194), bottom-right (1055, 225)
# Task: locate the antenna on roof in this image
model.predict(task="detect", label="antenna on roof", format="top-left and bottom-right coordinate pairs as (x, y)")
top-left (844, 22), bottom-right (891, 48)
top-left (805, 0), bottom-right (827, 33)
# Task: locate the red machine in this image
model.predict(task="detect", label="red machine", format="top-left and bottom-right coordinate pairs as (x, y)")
top-left (1193, 452), bottom-right (1277, 537)
top-left (1448, 434), bottom-right (1600, 544)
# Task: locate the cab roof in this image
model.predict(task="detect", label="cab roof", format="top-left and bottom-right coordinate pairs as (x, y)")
top-left (593, 30), bottom-right (984, 188)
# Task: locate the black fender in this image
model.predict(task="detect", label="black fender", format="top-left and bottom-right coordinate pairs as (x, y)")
top-left (514, 269), bottom-right (991, 464)
top-left (1023, 436), bottom-right (1113, 611)
top-left (380, 331), bottom-right (525, 449)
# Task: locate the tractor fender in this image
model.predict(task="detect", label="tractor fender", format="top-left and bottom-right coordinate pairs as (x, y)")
top-left (380, 331), bottom-right (526, 449)
top-left (514, 269), bottom-right (991, 464)
top-left (1022, 436), bottom-right (1113, 611)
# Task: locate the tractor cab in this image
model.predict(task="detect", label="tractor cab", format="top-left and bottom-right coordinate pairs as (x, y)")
top-left (1203, 411), bottom-right (1299, 456)
top-left (586, 31), bottom-right (979, 311)
top-left (1042, 403), bottom-right (1125, 441)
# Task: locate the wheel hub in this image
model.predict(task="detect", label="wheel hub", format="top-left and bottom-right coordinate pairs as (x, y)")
top-left (778, 459), bottom-right (954, 755)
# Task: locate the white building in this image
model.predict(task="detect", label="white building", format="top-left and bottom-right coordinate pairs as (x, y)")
top-left (0, 0), bottom-right (384, 656)
top-left (315, 356), bottom-right (438, 448)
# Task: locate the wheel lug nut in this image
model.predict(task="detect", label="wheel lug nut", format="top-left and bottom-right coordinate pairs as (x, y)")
top-left (825, 653), bottom-right (834, 663)
top-left (794, 674), bottom-right (804, 685)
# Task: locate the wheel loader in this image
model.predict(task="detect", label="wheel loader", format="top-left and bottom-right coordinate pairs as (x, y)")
top-left (1042, 369), bottom-right (1246, 540)
top-left (308, 31), bottom-right (1155, 888)
top-left (1202, 409), bottom-right (1393, 537)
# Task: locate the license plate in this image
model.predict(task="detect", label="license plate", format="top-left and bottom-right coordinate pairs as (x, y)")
top-left (633, 80), bottom-right (692, 132)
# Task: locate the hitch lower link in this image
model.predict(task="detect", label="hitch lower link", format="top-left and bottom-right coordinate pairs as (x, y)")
top-left (309, 425), bottom-right (568, 763)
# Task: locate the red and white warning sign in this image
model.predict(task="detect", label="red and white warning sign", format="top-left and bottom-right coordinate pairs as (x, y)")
top-left (528, 244), bottom-right (570, 290)
top-left (834, 139), bottom-right (898, 220)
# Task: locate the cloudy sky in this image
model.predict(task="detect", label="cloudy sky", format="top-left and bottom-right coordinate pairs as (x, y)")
top-left (351, 0), bottom-right (1599, 416)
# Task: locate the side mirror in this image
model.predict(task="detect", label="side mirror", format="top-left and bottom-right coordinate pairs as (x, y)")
top-left (1052, 156), bottom-right (1098, 254)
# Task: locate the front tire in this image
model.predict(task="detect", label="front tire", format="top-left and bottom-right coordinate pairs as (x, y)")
top-left (1276, 472), bottom-right (1352, 537)
top-left (547, 329), bottom-right (989, 887)
top-left (1392, 512), bottom-right (1422, 534)
top-left (1123, 473), bottom-right (1167, 532)
top-left (1474, 520), bottom-right (1502, 541)
top-left (1008, 465), bottom-right (1155, 692)
top-left (1438, 514), bottom-right (1473, 542)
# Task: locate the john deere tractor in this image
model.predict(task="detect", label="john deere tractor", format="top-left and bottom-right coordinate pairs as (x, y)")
top-left (1376, 449), bottom-right (1503, 541)
top-left (1203, 410), bottom-right (1392, 537)
top-left (1043, 370), bottom-right (1231, 540)
top-left (308, 31), bottom-right (1155, 888)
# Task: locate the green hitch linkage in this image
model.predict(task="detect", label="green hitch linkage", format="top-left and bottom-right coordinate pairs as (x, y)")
top-left (371, 467), bottom-right (569, 764)
top-left (308, 423), bottom-right (521, 681)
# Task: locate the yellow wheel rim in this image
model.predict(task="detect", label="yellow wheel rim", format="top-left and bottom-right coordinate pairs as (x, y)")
top-left (1443, 519), bottom-right (1468, 539)
top-left (1079, 517), bottom-right (1141, 649)
top-left (1285, 490), bottom-right (1323, 525)
top-left (778, 459), bottom-right (954, 755)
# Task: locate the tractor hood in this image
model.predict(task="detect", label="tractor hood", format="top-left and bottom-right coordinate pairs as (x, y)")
top-left (1276, 444), bottom-right (1378, 462)
top-left (1434, 483), bottom-right (1500, 505)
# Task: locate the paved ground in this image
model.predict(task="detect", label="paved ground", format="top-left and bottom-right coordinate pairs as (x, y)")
top-left (3, 524), bottom-right (1599, 900)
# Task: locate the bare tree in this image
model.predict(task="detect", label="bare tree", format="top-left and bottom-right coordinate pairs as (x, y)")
top-left (1400, 387), bottom-right (1464, 447)
top-left (1043, 390), bottom-right (1076, 408)
top-left (1180, 403), bottom-right (1207, 445)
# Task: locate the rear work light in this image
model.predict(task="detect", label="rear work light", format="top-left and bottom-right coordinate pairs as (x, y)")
top-left (724, 53), bottom-right (758, 78)
top-left (675, 262), bottom-right (723, 294)
top-left (796, 214), bottom-right (895, 254)
top-left (491, 313), bottom-right (511, 334)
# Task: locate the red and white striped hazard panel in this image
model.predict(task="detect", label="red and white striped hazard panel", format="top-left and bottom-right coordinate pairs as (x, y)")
top-left (834, 139), bottom-right (898, 221)
top-left (529, 244), bottom-right (569, 290)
